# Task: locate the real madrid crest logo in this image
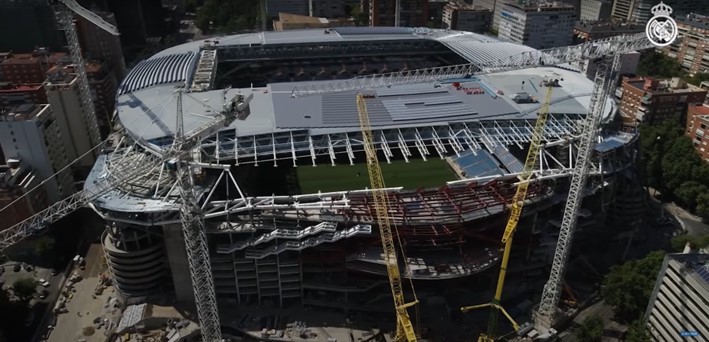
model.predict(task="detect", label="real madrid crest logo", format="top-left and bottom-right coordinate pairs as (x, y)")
top-left (645, 2), bottom-right (678, 47)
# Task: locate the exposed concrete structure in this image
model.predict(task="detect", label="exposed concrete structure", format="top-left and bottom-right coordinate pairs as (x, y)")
top-left (87, 28), bottom-right (640, 327)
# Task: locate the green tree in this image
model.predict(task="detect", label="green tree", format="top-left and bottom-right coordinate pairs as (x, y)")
top-left (675, 181), bottom-right (707, 209)
top-left (601, 251), bottom-right (665, 322)
top-left (350, 6), bottom-right (369, 26)
top-left (687, 73), bottom-right (709, 86)
top-left (696, 193), bottom-right (709, 219)
top-left (624, 319), bottom-right (650, 342)
top-left (12, 278), bottom-right (37, 304)
top-left (671, 234), bottom-right (709, 251)
top-left (195, 0), bottom-right (259, 33)
top-left (575, 315), bottom-right (604, 342)
top-left (637, 50), bottom-right (687, 78)
top-left (34, 236), bottom-right (55, 258)
top-left (661, 137), bottom-right (701, 190)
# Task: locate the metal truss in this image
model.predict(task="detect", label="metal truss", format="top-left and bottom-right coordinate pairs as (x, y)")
top-left (200, 115), bottom-right (583, 165)
top-left (177, 162), bottom-right (222, 342)
top-left (55, 0), bottom-right (104, 148)
top-left (537, 55), bottom-right (622, 321)
top-left (290, 33), bottom-right (655, 97)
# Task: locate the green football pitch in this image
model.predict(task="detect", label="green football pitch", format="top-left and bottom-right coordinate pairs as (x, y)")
top-left (296, 159), bottom-right (455, 193)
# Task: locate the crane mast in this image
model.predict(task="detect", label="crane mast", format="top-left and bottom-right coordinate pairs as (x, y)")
top-left (461, 86), bottom-right (554, 341)
top-left (357, 94), bottom-right (418, 342)
top-left (535, 54), bottom-right (622, 328)
top-left (54, 0), bottom-right (109, 149)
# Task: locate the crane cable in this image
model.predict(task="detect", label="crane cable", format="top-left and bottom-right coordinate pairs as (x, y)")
top-left (0, 90), bottom-right (181, 216)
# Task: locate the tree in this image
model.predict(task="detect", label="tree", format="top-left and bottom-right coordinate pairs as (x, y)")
top-left (696, 192), bottom-right (709, 220)
top-left (34, 236), bottom-right (55, 258)
top-left (637, 50), bottom-right (687, 78)
top-left (625, 319), bottom-right (650, 342)
top-left (12, 278), bottom-right (37, 304)
top-left (675, 181), bottom-right (707, 209)
top-left (575, 315), bottom-right (604, 342)
top-left (601, 251), bottom-right (665, 322)
top-left (195, 0), bottom-right (259, 33)
top-left (687, 73), bottom-right (709, 86)
top-left (671, 234), bottom-right (709, 251)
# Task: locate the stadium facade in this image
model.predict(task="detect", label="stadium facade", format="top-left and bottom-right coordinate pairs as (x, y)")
top-left (88, 27), bottom-right (641, 311)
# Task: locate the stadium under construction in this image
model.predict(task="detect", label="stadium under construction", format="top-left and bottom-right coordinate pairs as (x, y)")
top-left (91, 27), bottom-right (643, 322)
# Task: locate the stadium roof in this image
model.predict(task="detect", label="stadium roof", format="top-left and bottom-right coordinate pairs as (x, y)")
top-left (115, 28), bottom-right (614, 151)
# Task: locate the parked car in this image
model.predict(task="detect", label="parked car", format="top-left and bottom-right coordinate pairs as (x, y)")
top-left (39, 290), bottom-right (49, 299)
top-left (13, 264), bottom-right (21, 272)
top-left (38, 279), bottom-right (50, 288)
top-left (50, 268), bottom-right (58, 276)
top-left (0, 265), bottom-right (4, 275)
top-left (23, 263), bottom-right (32, 272)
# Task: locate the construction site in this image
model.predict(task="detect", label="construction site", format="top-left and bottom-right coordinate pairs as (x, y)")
top-left (0, 1), bottom-right (660, 341)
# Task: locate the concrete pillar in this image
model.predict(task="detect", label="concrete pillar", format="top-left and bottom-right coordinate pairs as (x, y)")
top-left (162, 223), bottom-right (195, 303)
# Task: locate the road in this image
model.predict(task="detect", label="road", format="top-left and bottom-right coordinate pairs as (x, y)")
top-left (47, 244), bottom-right (121, 342)
top-left (0, 261), bottom-right (63, 341)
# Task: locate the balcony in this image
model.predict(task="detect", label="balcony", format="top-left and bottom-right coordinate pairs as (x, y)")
top-left (641, 96), bottom-right (652, 105)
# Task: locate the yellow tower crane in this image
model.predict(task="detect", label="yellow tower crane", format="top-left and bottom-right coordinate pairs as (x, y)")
top-left (461, 86), bottom-right (555, 341)
top-left (356, 94), bottom-right (419, 342)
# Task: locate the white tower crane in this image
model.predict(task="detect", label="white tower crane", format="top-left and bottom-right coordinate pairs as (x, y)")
top-left (534, 54), bottom-right (624, 332)
top-left (53, 0), bottom-right (120, 148)
top-left (0, 31), bottom-right (653, 341)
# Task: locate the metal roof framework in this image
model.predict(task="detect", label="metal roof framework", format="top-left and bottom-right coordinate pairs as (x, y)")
top-left (85, 125), bottom-right (638, 230)
top-left (198, 115), bottom-right (584, 166)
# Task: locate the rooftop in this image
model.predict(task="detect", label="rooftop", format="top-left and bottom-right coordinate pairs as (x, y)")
top-left (626, 77), bottom-right (707, 94)
top-left (677, 13), bottom-right (709, 30)
top-left (0, 51), bottom-right (68, 66)
top-left (574, 22), bottom-right (645, 33)
top-left (502, 1), bottom-right (575, 12)
top-left (0, 103), bottom-right (47, 122)
top-left (0, 82), bottom-right (44, 92)
top-left (669, 253), bottom-right (709, 288)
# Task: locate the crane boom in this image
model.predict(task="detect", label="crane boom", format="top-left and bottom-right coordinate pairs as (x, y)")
top-left (58, 0), bottom-right (120, 35)
top-left (291, 33), bottom-right (654, 97)
top-left (357, 94), bottom-right (418, 342)
top-left (536, 54), bottom-right (622, 324)
top-left (461, 86), bottom-right (554, 341)
top-left (0, 95), bottom-right (241, 252)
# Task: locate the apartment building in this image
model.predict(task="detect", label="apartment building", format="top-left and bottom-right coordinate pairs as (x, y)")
top-left (617, 77), bottom-right (707, 127)
top-left (612, 0), bottom-right (704, 25)
top-left (442, 3), bottom-right (491, 33)
top-left (475, 0), bottom-right (512, 32)
top-left (579, 0), bottom-right (612, 22)
top-left (76, 10), bottom-right (127, 81)
top-left (497, 1), bottom-right (576, 49)
top-left (644, 253), bottom-right (709, 341)
top-left (663, 13), bottom-right (709, 76)
top-left (365, 0), bottom-right (428, 27)
top-left (0, 51), bottom-right (67, 84)
top-left (45, 69), bottom-right (96, 168)
top-left (0, 82), bottom-right (46, 109)
top-left (0, 160), bottom-right (47, 231)
top-left (573, 22), bottom-right (645, 43)
top-left (0, 104), bottom-right (73, 202)
top-left (686, 104), bottom-right (709, 161)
